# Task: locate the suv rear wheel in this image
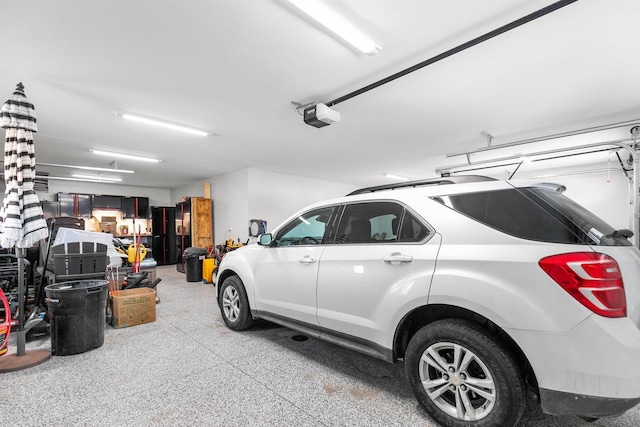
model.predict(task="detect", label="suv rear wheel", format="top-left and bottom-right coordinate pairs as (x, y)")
top-left (218, 276), bottom-right (253, 331)
top-left (405, 319), bottom-right (525, 427)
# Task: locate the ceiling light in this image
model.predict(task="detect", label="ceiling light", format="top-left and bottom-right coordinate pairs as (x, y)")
top-left (72, 174), bottom-right (122, 182)
top-left (118, 112), bottom-right (209, 137)
top-left (287, 0), bottom-right (381, 55)
top-left (28, 175), bottom-right (122, 184)
top-left (385, 174), bottom-right (409, 181)
top-left (0, 171), bottom-right (113, 185)
top-left (90, 149), bottom-right (160, 163)
top-left (37, 162), bottom-right (134, 174)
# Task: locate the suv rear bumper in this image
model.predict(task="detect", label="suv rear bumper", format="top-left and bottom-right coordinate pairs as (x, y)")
top-left (507, 315), bottom-right (640, 414)
top-left (540, 389), bottom-right (640, 418)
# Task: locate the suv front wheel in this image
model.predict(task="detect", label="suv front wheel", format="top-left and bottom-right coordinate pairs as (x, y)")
top-left (405, 319), bottom-right (525, 427)
top-left (218, 276), bottom-right (253, 331)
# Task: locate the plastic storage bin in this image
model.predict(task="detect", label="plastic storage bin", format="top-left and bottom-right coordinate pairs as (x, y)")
top-left (45, 280), bottom-right (108, 356)
top-left (183, 247), bottom-right (208, 282)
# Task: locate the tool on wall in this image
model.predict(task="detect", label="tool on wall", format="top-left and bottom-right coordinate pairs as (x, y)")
top-left (248, 219), bottom-right (267, 237)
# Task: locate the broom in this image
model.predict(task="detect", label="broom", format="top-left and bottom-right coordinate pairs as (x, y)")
top-left (132, 225), bottom-right (142, 273)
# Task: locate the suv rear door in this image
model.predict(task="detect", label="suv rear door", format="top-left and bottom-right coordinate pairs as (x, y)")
top-left (316, 201), bottom-right (440, 346)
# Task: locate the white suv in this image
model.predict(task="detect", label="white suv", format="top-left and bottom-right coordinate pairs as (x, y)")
top-left (216, 176), bottom-right (640, 427)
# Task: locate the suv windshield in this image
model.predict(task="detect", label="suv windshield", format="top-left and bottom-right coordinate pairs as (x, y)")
top-left (439, 187), bottom-right (631, 246)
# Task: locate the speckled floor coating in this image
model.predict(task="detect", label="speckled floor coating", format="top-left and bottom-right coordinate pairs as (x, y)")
top-left (2, 265), bottom-right (639, 426)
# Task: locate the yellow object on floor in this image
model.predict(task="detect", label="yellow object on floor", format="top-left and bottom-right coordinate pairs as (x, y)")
top-left (202, 258), bottom-right (216, 283)
top-left (127, 244), bottom-right (147, 263)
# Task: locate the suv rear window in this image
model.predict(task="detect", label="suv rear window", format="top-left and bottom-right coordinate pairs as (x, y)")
top-left (440, 187), bottom-right (630, 246)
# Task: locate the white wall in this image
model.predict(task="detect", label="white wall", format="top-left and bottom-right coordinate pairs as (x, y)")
top-left (210, 169), bottom-right (249, 244)
top-left (169, 179), bottom-right (212, 204)
top-left (247, 169), bottom-right (355, 233)
top-left (564, 172), bottom-right (630, 230)
top-left (182, 168), bottom-right (356, 245)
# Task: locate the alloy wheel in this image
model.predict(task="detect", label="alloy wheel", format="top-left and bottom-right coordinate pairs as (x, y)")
top-left (419, 341), bottom-right (496, 421)
top-left (222, 286), bottom-right (240, 322)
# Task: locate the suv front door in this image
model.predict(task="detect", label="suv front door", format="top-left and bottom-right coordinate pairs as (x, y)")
top-left (254, 206), bottom-right (336, 326)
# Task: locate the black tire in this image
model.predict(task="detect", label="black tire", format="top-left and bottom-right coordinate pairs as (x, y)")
top-left (405, 319), bottom-right (525, 427)
top-left (218, 276), bottom-right (253, 331)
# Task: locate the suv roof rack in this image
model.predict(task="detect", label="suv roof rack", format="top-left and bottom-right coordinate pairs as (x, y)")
top-left (347, 175), bottom-right (496, 196)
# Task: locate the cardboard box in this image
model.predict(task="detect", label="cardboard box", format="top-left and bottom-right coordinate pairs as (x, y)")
top-left (110, 288), bottom-right (156, 328)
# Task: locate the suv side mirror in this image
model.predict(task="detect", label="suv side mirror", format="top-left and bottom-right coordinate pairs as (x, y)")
top-left (258, 233), bottom-right (273, 246)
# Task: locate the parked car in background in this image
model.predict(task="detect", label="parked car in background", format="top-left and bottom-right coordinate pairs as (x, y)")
top-left (215, 175), bottom-right (640, 427)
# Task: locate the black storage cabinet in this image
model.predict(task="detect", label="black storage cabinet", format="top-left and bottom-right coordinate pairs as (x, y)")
top-left (151, 206), bottom-right (176, 265)
top-left (183, 247), bottom-right (208, 282)
top-left (45, 280), bottom-right (108, 356)
top-left (92, 194), bottom-right (122, 210)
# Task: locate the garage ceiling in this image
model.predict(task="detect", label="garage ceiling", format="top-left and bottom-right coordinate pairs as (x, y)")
top-left (1, 0), bottom-right (638, 189)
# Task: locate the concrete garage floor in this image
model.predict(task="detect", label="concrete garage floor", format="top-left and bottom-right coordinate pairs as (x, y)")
top-left (2, 265), bottom-right (639, 426)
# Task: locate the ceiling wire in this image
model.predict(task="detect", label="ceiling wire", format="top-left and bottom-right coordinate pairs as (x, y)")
top-left (322, 0), bottom-right (578, 107)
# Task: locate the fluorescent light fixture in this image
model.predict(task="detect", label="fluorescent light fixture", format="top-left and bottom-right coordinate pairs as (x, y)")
top-left (1, 170), bottom-right (114, 184)
top-left (38, 162), bottom-right (134, 174)
top-left (287, 0), bottom-right (381, 55)
top-left (119, 112), bottom-right (209, 137)
top-left (90, 149), bottom-right (160, 163)
top-left (385, 174), bottom-right (409, 181)
top-left (28, 175), bottom-right (123, 184)
top-left (72, 174), bottom-right (122, 182)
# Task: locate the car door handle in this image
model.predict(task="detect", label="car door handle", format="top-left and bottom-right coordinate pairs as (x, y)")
top-left (383, 253), bottom-right (413, 265)
top-left (299, 255), bottom-right (316, 264)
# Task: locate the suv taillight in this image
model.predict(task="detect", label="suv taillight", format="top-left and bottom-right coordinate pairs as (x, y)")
top-left (539, 252), bottom-right (626, 318)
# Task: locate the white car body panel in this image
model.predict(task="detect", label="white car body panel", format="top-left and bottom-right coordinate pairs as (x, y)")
top-left (508, 315), bottom-right (640, 399)
top-left (595, 245), bottom-right (640, 328)
top-left (317, 234), bottom-right (441, 346)
top-left (217, 245), bottom-right (258, 295)
top-left (428, 242), bottom-right (593, 332)
top-left (253, 245), bottom-right (325, 325)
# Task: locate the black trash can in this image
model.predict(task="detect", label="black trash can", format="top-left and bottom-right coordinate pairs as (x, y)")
top-left (183, 247), bottom-right (208, 282)
top-left (45, 280), bottom-right (108, 356)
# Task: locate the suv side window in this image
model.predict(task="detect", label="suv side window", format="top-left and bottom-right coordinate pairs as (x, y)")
top-left (441, 188), bottom-right (627, 245)
top-left (398, 211), bottom-right (430, 242)
top-left (335, 202), bottom-right (405, 244)
top-left (443, 189), bottom-right (580, 243)
top-left (274, 206), bottom-right (336, 246)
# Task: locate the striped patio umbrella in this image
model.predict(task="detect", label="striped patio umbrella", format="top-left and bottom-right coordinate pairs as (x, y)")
top-left (0, 83), bottom-right (48, 248)
top-left (0, 83), bottom-right (51, 370)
